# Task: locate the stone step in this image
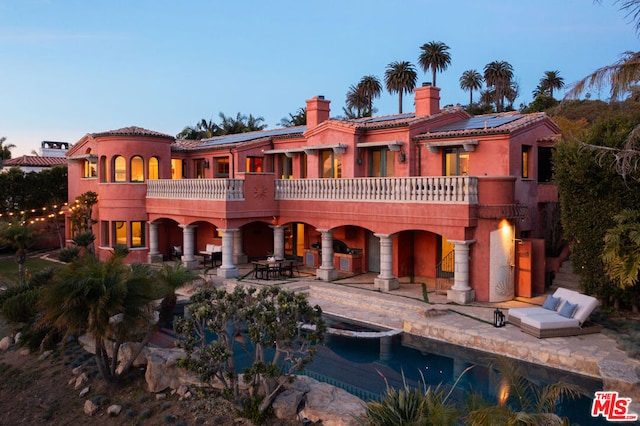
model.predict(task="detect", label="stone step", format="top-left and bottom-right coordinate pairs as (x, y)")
top-left (552, 260), bottom-right (581, 290)
top-left (306, 284), bottom-right (428, 317)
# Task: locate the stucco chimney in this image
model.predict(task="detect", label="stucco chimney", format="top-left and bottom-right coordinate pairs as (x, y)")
top-left (415, 83), bottom-right (440, 117)
top-left (305, 96), bottom-right (331, 128)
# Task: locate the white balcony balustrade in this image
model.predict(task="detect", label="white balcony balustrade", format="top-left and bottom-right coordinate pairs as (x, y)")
top-left (146, 179), bottom-right (244, 200)
top-left (275, 176), bottom-right (478, 204)
top-left (146, 176), bottom-right (478, 204)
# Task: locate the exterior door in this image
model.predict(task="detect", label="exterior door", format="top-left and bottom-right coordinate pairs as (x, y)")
top-left (516, 241), bottom-right (532, 298)
top-left (367, 232), bottom-right (380, 273)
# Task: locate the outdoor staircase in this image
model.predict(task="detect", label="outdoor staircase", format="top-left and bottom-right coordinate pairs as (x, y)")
top-left (551, 260), bottom-right (581, 291)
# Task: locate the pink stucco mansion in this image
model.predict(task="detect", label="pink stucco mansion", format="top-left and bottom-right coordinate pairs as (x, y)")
top-left (65, 84), bottom-right (560, 303)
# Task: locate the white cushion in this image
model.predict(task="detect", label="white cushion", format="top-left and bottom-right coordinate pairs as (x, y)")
top-left (551, 288), bottom-right (598, 325)
top-left (508, 307), bottom-right (550, 322)
top-left (520, 313), bottom-right (579, 330)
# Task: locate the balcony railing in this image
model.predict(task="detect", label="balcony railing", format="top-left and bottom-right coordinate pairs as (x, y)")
top-left (275, 176), bottom-right (478, 204)
top-left (146, 179), bottom-right (244, 200)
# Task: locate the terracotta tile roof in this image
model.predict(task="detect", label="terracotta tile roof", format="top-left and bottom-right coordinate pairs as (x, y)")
top-left (326, 106), bottom-right (465, 131)
top-left (3, 155), bottom-right (67, 167)
top-left (91, 126), bottom-right (174, 139)
top-left (416, 112), bottom-right (551, 140)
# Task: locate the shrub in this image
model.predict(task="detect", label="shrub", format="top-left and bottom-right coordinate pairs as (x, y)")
top-left (57, 246), bottom-right (80, 263)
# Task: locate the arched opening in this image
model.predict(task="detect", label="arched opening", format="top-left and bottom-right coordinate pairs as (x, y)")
top-left (114, 155), bottom-right (126, 182)
top-left (148, 157), bottom-right (159, 180)
top-left (131, 156), bottom-right (144, 182)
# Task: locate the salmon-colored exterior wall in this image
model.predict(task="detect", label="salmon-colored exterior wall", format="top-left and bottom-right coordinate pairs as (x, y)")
top-left (65, 87), bottom-right (560, 302)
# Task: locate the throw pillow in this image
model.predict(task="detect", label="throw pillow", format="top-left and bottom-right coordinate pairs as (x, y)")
top-left (559, 301), bottom-right (578, 318)
top-left (542, 295), bottom-right (561, 311)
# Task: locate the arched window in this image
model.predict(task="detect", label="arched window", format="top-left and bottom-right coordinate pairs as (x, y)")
top-left (114, 156), bottom-right (126, 182)
top-left (83, 149), bottom-right (97, 178)
top-left (148, 157), bottom-right (159, 180)
top-left (131, 156), bottom-right (144, 182)
top-left (99, 156), bottom-right (108, 182)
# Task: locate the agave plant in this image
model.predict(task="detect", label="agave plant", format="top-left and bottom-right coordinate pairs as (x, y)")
top-left (359, 367), bottom-right (470, 425)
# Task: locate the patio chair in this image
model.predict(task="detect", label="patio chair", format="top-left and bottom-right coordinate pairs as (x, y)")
top-left (508, 288), bottom-right (602, 338)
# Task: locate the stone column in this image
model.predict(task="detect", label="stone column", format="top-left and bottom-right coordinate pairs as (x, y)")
top-left (374, 233), bottom-right (399, 291)
top-left (147, 221), bottom-right (163, 263)
top-left (316, 228), bottom-right (338, 281)
top-left (447, 239), bottom-right (476, 304)
top-left (217, 228), bottom-right (239, 278)
top-left (232, 228), bottom-right (248, 265)
top-left (179, 224), bottom-right (199, 269)
top-left (271, 225), bottom-right (286, 260)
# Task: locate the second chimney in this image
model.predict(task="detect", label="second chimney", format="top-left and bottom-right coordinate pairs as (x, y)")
top-left (305, 96), bottom-right (331, 129)
top-left (415, 83), bottom-right (440, 117)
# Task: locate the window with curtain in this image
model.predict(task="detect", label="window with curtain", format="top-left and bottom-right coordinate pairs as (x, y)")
top-left (444, 148), bottom-right (469, 176)
top-left (246, 156), bottom-right (263, 173)
top-left (171, 159), bottom-right (182, 180)
top-left (321, 150), bottom-right (342, 178)
top-left (215, 157), bottom-right (229, 177)
top-left (131, 221), bottom-right (144, 247)
top-left (83, 149), bottom-right (97, 178)
top-left (114, 156), bottom-right (126, 182)
top-left (279, 154), bottom-right (293, 179)
top-left (369, 148), bottom-right (395, 177)
top-left (101, 221), bottom-right (110, 246)
top-left (114, 221), bottom-right (127, 245)
top-left (522, 145), bottom-right (531, 179)
top-left (131, 156), bottom-right (144, 182)
top-left (194, 158), bottom-right (205, 178)
top-left (148, 157), bottom-right (159, 180)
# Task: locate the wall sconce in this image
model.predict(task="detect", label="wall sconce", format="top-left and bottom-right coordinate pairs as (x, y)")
top-left (493, 308), bottom-right (506, 327)
top-left (203, 160), bottom-right (210, 168)
top-left (398, 152), bottom-right (406, 163)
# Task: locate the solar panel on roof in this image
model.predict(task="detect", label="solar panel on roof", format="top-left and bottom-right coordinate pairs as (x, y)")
top-left (200, 126), bottom-right (305, 147)
top-left (359, 113), bottom-right (415, 124)
top-left (430, 115), bottom-right (523, 132)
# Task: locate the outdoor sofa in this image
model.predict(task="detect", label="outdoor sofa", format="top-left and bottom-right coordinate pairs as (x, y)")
top-left (200, 243), bottom-right (222, 267)
top-left (507, 287), bottom-right (602, 338)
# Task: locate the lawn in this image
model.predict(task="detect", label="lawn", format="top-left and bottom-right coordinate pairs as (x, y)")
top-left (0, 255), bottom-right (61, 287)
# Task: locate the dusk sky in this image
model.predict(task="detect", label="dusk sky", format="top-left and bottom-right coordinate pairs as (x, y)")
top-left (1, 0), bottom-right (635, 156)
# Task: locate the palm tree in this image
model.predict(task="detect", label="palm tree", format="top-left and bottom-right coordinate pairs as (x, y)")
top-left (358, 75), bottom-right (383, 116)
top-left (459, 69), bottom-right (484, 110)
top-left (345, 84), bottom-right (368, 118)
top-left (156, 263), bottom-right (199, 327)
top-left (539, 70), bottom-right (565, 99)
top-left (483, 60), bottom-right (514, 112)
top-left (279, 107), bottom-right (306, 127)
top-left (567, 51), bottom-right (640, 101)
top-left (418, 41), bottom-right (452, 87)
top-left (40, 252), bottom-right (162, 383)
top-left (384, 61), bottom-right (418, 114)
top-left (0, 136), bottom-right (15, 167)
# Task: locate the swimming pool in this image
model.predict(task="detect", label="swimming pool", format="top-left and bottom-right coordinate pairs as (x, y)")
top-left (307, 315), bottom-right (608, 425)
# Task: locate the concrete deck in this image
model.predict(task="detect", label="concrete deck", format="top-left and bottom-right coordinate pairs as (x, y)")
top-left (183, 263), bottom-right (640, 410)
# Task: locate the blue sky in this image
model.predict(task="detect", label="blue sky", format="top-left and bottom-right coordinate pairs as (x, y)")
top-left (0, 0), bottom-right (635, 156)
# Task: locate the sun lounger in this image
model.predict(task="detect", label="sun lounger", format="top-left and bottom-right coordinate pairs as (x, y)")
top-left (507, 288), bottom-right (602, 338)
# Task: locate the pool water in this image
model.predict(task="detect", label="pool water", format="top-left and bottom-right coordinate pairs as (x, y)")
top-left (307, 316), bottom-right (608, 425)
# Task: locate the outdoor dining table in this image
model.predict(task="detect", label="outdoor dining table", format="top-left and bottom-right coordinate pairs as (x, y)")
top-left (251, 259), bottom-right (296, 280)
